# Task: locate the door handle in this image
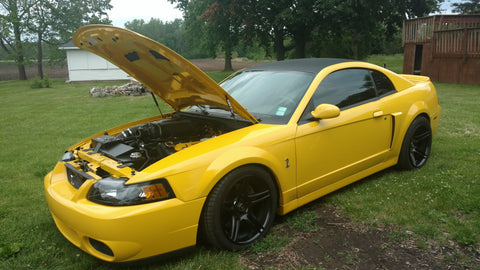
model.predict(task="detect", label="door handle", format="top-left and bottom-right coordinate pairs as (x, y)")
top-left (373, 110), bottom-right (384, 118)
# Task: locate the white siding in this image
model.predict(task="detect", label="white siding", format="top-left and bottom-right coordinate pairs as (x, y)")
top-left (65, 49), bottom-right (130, 82)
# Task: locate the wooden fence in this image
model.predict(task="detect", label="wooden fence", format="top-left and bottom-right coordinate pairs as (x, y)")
top-left (403, 15), bottom-right (480, 84)
top-left (403, 15), bottom-right (480, 48)
top-left (432, 28), bottom-right (480, 57)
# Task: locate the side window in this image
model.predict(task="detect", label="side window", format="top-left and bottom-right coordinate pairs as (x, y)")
top-left (371, 70), bottom-right (395, 96)
top-left (299, 68), bottom-right (396, 123)
top-left (312, 69), bottom-right (376, 109)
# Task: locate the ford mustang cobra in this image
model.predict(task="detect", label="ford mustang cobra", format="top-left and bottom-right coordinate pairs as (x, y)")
top-left (44, 25), bottom-right (441, 262)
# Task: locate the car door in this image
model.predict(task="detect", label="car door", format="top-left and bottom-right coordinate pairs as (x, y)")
top-left (295, 68), bottom-right (394, 198)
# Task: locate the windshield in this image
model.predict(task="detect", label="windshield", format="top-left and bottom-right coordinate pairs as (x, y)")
top-left (220, 70), bottom-right (314, 124)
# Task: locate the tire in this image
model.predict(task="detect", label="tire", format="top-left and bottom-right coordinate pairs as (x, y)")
top-left (397, 116), bottom-right (432, 170)
top-left (201, 165), bottom-right (277, 250)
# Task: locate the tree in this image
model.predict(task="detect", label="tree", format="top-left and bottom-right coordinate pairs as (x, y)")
top-left (284, 0), bottom-right (321, 58)
top-left (0, 0), bottom-right (112, 80)
top-left (125, 18), bottom-right (184, 53)
top-left (200, 0), bottom-right (245, 70)
top-left (452, 0), bottom-right (480, 14)
top-left (0, 0), bottom-right (36, 80)
top-left (240, 0), bottom-right (291, 60)
top-left (30, 0), bottom-right (112, 78)
top-left (171, 0), bottom-right (245, 71)
top-left (241, 0), bottom-right (322, 60)
top-left (169, 0), bottom-right (444, 62)
top-left (310, 0), bottom-right (442, 59)
top-left (27, 0), bottom-right (55, 79)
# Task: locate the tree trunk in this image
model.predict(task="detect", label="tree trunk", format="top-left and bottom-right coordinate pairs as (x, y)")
top-left (37, 32), bottom-right (44, 79)
top-left (16, 61), bottom-right (27, 80)
top-left (294, 30), bottom-right (306, 58)
top-left (223, 38), bottom-right (233, 71)
top-left (274, 27), bottom-right (285, 61)
top-left (351, 28), bottom-right (359, 59)
top-left (13, 6), bottom-right (27, 80)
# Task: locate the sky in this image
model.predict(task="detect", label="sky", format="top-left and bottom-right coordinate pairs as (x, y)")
top-left (107, 0), bottom-right (459, 28)
top-left (108, 0), bottom-right (183, 27)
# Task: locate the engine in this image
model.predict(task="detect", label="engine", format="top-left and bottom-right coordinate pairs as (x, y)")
top-left (88, 114), bottom-right (247, 171)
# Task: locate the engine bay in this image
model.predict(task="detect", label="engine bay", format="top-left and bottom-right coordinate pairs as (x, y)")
top-left (85, 113), bottom-right (251, 171)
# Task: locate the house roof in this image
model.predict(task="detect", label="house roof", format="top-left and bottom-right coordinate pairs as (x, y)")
top-left (59, 41), bottom-right (79, 50)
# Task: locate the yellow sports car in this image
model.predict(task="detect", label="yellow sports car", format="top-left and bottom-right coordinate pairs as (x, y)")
top-left (44, 25), bottom-right (441, 262)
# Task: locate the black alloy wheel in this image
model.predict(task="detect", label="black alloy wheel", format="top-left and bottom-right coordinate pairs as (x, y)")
top-left (201, 165), bottom-right (277, 250)
top-left (398, 116), bottom-right (432, 170)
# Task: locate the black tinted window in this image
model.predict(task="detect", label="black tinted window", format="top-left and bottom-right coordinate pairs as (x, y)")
top-left (372, 70), bottom-right (395, 96)
top-left (312, 69), bottom-right (376, 109)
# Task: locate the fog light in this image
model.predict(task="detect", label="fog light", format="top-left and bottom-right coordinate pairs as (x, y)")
top-left (89, 238), bottom-right (113, 257)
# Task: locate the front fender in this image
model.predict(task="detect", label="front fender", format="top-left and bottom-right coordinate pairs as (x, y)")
top-left (197, 145), bottom-right (289, 199)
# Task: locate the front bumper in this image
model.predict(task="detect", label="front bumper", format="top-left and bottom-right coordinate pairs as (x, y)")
top-left (44, 163), bottom-right (205, 262)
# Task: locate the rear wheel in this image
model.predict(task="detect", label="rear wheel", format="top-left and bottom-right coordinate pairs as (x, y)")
top-left (201, 165), bottom-right (277, 250)
top-left (397, 116), bottom-right (432, 170)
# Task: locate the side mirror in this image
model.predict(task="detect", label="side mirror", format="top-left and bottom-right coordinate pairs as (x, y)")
top-left (311, 104), bottom-right (340, 119)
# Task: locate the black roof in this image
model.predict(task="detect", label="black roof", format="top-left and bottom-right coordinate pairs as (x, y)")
top-left (244, 58), bottom-right (355, 74)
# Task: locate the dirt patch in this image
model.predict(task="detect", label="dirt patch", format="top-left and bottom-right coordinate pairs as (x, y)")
top-left (241, 202), bottom-right (479, 269)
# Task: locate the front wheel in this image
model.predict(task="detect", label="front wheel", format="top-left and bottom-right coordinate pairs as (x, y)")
top-left (200, 165), bottom-right (278, 250)
top-left (397, 116), bottom-right (432, 170)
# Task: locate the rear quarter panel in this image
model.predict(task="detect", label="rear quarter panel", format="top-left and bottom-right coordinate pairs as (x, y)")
top-left (381, 76), bottom-right (441, 161)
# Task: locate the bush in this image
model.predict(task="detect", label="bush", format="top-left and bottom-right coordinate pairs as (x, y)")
top-left (30, 77), bottom-right (43, 89)
top-left (30, 75), bottom-right (52, 89)
top-left (43, 75), bottom-right (51, 88)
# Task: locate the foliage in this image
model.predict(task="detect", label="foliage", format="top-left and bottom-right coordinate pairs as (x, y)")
top-left (452, 0), bottom-right (480, 14)
top-left (124, 0), bottom-right (442, 62)
top-left (30, 75), bottom-right (52, 88)
top-left (202, 0), bottom-right (245, 70)
top-left (125, 18), bottom-right (185, 54)
top-left (309, 0), bottom-right (441, 59)
top-left (0, 0), bottom-right (112, 80)
top-left (0, 0), bottom-right (33, 79)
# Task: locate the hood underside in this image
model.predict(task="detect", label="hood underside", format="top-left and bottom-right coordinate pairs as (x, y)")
top-left (73, 25), bottom-right (257, 124)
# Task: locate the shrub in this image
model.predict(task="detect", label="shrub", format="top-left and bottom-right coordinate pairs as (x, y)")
top-left (30, 77), bottom-right (44, 88)
top-left (30, 76), bottom-right (52, 89)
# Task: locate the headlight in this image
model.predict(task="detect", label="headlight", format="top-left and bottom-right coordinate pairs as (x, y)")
top-left (88, 177), bottom-right (175, 206)
top-left (60, 151), bottom-right (75, 162)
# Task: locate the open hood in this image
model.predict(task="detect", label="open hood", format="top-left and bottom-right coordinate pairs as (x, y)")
top-left (73, 25), bottom-right (257, 124)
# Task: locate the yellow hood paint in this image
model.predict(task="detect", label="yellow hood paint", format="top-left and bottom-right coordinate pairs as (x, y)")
top-left (73, 25), bottom-right (258, 124)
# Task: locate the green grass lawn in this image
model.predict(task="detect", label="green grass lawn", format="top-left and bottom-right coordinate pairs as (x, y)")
top-left (365, 54), bottom-right (404, 74)
top-left (0, 66), bottom-right (479, 269)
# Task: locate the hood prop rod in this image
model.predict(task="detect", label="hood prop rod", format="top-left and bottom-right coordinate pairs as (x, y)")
top-left (225, 94), bottom-right (236, 120)
top-left (150, 91), bottom-right (163, 117)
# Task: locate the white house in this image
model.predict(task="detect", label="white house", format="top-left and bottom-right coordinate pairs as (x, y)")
top-left (59, 41), bottom-right (130, 82)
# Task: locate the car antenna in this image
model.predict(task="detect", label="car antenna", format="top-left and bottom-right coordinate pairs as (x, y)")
top-left (225, 94), bottom-right (236, 120)
top-left (150, 91), bottom-right (163, 117)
